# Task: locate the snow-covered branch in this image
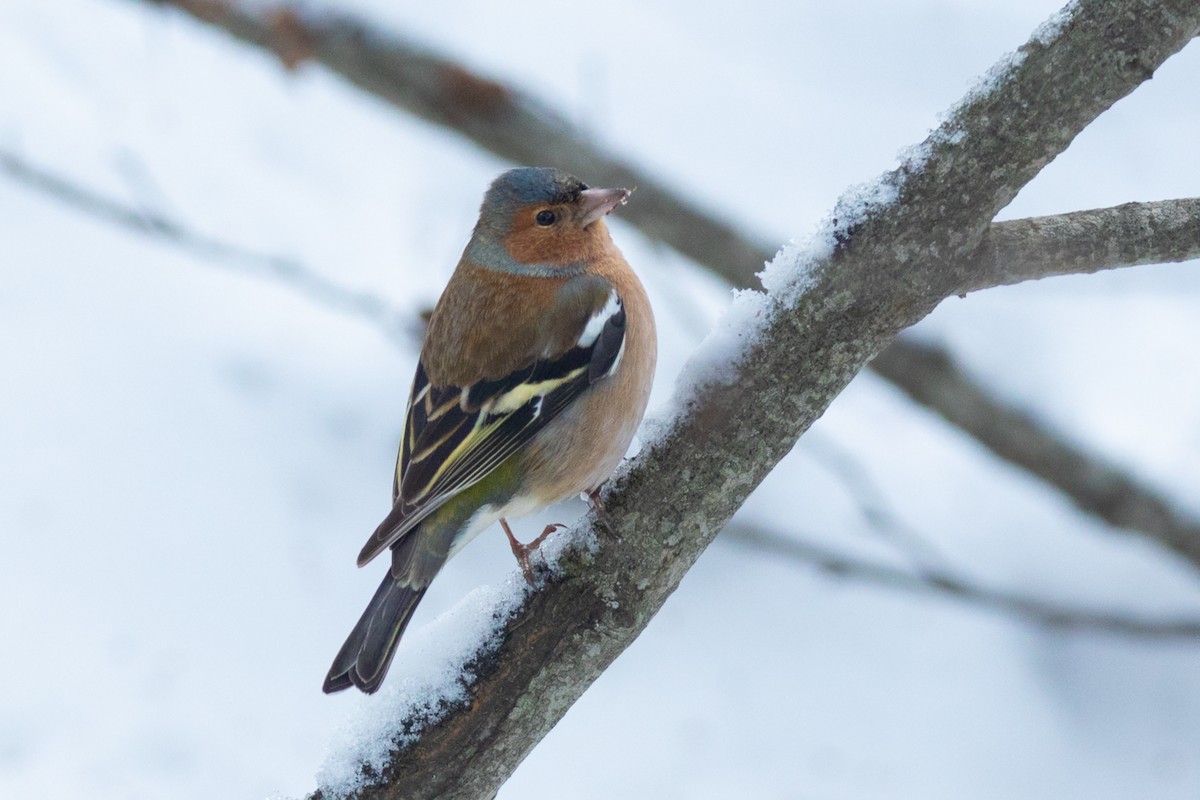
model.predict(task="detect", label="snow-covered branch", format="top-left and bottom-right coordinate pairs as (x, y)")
top-left (300, 2), bottom-right (1200, 797)
top-left (132, 0), bottom-right (1200, 574)
top-left (135, 0), bottom-right (768, 274)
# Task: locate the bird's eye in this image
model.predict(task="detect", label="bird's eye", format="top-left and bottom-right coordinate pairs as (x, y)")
top-left (536, 210), bottom-right (557, 226)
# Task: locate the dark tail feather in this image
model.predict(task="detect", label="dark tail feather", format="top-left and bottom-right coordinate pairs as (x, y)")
top-left (323, 573), bottom-right (428, 694)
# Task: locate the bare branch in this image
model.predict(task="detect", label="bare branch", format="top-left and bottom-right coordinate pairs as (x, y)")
top-left (131, 0), bottom-right (1200, 575)
top-left (733, 439), bottom-right (1200, 639)
top-left (970, 198), bottom-right (1200, 291)
top-left (802, 434), bottom-right (952, 571)
top-left (723, 522), bottom-right (1200, 639)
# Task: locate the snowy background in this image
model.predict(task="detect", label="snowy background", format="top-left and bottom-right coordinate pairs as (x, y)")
top-left (2, 0), bottom-right (1200, 797)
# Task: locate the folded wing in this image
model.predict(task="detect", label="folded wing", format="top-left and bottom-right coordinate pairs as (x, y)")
top-left (357, 281), bottom-right (626, 566)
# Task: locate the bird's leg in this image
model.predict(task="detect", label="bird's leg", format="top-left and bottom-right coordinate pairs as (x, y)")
top-left (500, 518), bottom-right (565, 585)
top-left (585, 486), bottom-right (606, 512)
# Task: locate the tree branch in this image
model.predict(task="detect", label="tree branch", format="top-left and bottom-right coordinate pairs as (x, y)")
top-left (722, 522), bottom-right (1200, 639)
top-left (870, 336), bottom-right (1200, 567)
top-left (132, 0), bottom-right (1200, 573)
top-left (970, 198), bottom-right (1200, 291)
top-left (290, 2), bottom-right (1198, 797)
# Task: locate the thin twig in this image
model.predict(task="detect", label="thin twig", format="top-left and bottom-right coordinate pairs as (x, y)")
top-left (0, 147), bottom-right (412, 344)
top-left (722, 522), bottom-right (1200, 639)
top-left (801, 433), bottom-right (951, 571)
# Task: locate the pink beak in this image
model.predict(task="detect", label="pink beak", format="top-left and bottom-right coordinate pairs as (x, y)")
top-left (579, 186), bottom-right (632, 227)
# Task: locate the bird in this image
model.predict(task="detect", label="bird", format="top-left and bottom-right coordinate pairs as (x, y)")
top-left (323, 167), bottom-right (657, 694)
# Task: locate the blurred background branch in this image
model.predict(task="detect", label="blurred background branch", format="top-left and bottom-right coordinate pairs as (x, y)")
top-left (724, 522), bottom-right (1200, 639)
top-left (872, 337), bottom-right (1200, 569)
top-left (0, 146), bottom-right (413, 342)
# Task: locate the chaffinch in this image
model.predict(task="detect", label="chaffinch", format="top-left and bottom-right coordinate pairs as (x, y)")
top-left (323, 167), bottom-right (657, 694)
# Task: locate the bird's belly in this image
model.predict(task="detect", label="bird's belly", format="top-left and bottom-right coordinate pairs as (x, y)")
top-left (518, 369), bottom-right (650, 505)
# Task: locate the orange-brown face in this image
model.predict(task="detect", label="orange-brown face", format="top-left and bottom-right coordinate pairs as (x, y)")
top-left (471, 168), bottom-right (630, 271)
top-left (501, 202), bottom-right (602, 266)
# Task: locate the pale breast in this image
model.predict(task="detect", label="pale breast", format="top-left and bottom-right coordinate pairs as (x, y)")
top-left (517, 263), bottom-right (656, 504)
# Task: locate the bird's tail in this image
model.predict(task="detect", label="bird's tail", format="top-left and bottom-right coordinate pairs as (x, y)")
top-left (322, 572), bottom-right (428, 694)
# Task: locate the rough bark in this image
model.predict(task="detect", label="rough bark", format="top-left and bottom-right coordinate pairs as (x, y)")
top-left (970, 198), bottom-right (1200, 291)
top-left (291, 2), bottom-right (1198, 797)
top-left (133, 0), bottom-right (1200, 571)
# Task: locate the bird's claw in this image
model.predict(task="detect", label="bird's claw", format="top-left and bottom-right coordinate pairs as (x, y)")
top-left (500, 519), bottom-right (565, 585)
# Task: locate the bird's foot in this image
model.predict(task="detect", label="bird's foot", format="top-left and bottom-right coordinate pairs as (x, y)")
top-left (500, 518), bottom-right (565, 585)
top-left (584, 486), bottom-right (606, 512)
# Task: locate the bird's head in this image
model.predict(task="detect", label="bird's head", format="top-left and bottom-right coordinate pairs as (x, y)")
top-left (468, 167), bottom-right (631, 273)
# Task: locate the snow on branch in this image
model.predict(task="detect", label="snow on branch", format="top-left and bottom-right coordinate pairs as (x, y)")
top-left (298, 2), bottom-right (1200, 797)
top-left (133, 0), bottom-right (1200, 574)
